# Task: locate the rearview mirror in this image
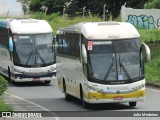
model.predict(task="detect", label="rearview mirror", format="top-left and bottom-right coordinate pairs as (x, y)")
top-left (141, 42), bottom-right (151, 61)
top-left (82, 44), bottom-right (87, 64)
top-left (9, 37), bottom-right (13, 52)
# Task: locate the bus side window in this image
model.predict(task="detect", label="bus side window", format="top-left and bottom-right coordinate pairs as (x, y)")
top-left (57, 34), bottom-right (63, 54)
top-left (0, 27), bottom-right (9, 49)
top-left (61, 33), bottom-right (69, 55)
top-left (57, 32), bottom-right (80, 59)
top-left (66, 33), bottom-right (80, 58)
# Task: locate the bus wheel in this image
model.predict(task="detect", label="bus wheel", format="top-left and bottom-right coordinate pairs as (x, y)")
top-left (80, 87), bottom-right (89, 109)
top-left (63, 81), bottom-right (71, 101)
top-left (8, 68), bottom-right (13, 84)
top-left (44, 81), bottom-right (51, 85)
top-left (129, 102), bottom-right (137, 107)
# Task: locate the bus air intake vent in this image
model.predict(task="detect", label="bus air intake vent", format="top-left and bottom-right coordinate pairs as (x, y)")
top-left (21, 20), bottom-right (38, 23)
top-left (98, 22), bottom-right (120, 26)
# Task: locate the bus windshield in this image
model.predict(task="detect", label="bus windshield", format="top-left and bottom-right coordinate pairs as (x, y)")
top-left (88, 39), bottom-right (143, 84)
top-left (13, 33), bottom-right (55, 67)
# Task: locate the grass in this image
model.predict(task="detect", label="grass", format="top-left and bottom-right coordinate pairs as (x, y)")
top-left (138, 29), bottom-right (160, 42)
top-left (0, 97), bottom-right (13, 111)
top-left (144, 42), bottom-right (160, 85)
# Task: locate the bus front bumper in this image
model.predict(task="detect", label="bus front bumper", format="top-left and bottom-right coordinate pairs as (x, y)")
top-left (13, 72), bottom-right (56, 82)
top-left (84, 90), bottom-right (145, 104)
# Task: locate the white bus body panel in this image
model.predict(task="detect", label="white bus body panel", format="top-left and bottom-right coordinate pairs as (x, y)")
top-left (59, 22), bottom-right (140, 40)
top-left (9, 19), bottom-right (53, 34)
top-left (57, 56), bottom-right (83, 98)
top-left (0, 46), bottom-right (13, 77)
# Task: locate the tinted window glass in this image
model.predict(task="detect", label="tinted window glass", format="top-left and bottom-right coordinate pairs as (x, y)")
top-left (57, 33), bottom-right (80, 58)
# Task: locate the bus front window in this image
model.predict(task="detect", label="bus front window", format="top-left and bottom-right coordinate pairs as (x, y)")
top-left (14, 34), bottom-right (55, 67)
top-left (88, 39), bottom-right (143, 84)
top-left (88, 41), bottom-right (117, 81)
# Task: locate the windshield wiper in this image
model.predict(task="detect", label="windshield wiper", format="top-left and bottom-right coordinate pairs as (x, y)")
top-left (119, 55), bottom-right (131, 80)
top-left (26, 52), bottom-right (33, 65)
top-left (37, 52), bottom-right (46, 65)
top-left (104, 57), bottom-right (113, 80)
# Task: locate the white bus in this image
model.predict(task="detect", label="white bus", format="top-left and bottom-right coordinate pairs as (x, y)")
top-left (56, 22), bottom-right (151, 108)
top-left (0, 19), bottom-right (56, 84)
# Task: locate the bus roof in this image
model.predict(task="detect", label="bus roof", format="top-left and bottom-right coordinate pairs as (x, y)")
top-left (0, 18), bottom-right (53, 34)
top-left (59, 22), bottom-right (140, 40)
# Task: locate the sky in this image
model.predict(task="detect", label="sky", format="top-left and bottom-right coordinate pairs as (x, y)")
top-left (0, 0), bottom-right (23, 16)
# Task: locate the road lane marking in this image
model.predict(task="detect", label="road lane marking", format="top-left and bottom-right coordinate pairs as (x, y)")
top-left (5, 92), bottom-right (49, 111)
top-left (5, 92), bottom-right (60, 120)
top-left (146, 88), bottom-right (160, 93)
top-left (5, 102), bottom-right (30, 104)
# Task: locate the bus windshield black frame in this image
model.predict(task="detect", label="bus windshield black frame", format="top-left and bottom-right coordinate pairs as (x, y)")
top-left (87, 38), bottom-right (144, 85)
top-left (13, 33), bottom-right (55, 68)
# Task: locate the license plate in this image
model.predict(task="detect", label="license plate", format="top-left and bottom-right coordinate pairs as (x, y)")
top-left (33, 78), bottom-right (40, 81)
top-left (113, 96), bottom-right (123, 100)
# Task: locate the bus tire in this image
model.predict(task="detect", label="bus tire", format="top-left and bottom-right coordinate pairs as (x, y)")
top-left (80, 86), bottom-right (89, 109)
top-left (129, 102), bottom-right (137, 107)
top-left (63, 80), bottom-right (71, 101)
top-left (8, 68), bottom-right (13, 83)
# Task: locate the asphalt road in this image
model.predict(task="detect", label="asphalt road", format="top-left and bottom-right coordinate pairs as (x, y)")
top-left (2, 80), bottom-right (160, 120)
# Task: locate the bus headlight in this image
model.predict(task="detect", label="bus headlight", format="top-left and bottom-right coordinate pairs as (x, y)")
top-left (132, 84), bottom-right (145, 91)
top-left (48, 66), bottom-right (56, 72)
top-left (87, 85), bottom-right (106, 94)
top-left (14, 68), bottom-right (25, 73)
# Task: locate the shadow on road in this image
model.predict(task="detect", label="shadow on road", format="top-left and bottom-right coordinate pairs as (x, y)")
top-left (22, 96), bottom-right (138, 117)
top-left (29, 96), bottom-right (138, 111)
top-left (68, 96), bottom-right (137, 111)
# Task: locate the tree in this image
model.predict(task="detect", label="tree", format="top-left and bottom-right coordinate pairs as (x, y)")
top-left (65, 0), bottom-right (88, 17)
top-left (87, 0), bottom-right (126, 19)
top-left (29, 0), bottom-right (150, 19)
top-left (144, 0), bottom-right (160, 9)
top-left (126, 0), bottom-right (149, 8)
top-left (66, 1), bottom-right (79, 17)
top-left (29, 0), bottom-right (69, 14)
top-left (17, 0), bottom-right (31, 15)
top-left (87, 0), bottom-right (106, 17)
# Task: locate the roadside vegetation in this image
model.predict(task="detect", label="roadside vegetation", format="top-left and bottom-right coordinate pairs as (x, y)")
top-left (0, 76), bottom-right (12, 111)
top-left (0, 97), bottom-right (13, 111)
top-left (139, 29), bottom-right (160, 42)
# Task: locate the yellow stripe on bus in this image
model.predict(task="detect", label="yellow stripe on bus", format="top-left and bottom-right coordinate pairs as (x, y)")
top-left (88, 90), bottom-right (145, 99)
